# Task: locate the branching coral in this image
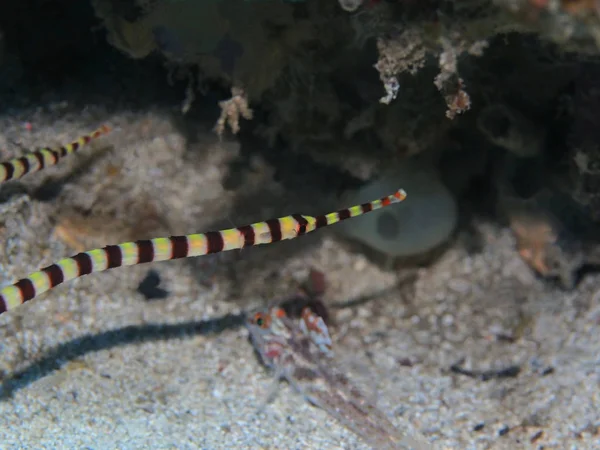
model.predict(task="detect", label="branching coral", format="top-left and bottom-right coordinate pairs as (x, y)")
top-left (374, 30), bottom-right (427, 104)
top-left (372, 19), bottom-right (488, 117)
top-left (433, 36), bottom-right (487, 119)
top-left (214, 86), bottom-right (254, 137)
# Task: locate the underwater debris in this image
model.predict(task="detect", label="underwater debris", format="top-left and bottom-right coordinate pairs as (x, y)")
top-left (510, 214), bottom-right (557, 277)
top-left (507, 208), bottom-right (585, 289)
top-left (52, 200), bottom-right (168, 254)
top-left (450, 361), bottom-right (521, 381)
top-left (52, 217), bottom-right (91, 253)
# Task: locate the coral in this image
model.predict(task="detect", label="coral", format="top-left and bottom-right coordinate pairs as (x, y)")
top-left (435, 73), bottom-right (471, 120)
top-left (374, 30), bottom-right (428, 79)
top-left (433, 36), bottom-right (487, 119)
top-left (214, 86), bottom-right (254, 137)
top-left (374, 30), bottom-right (427, 104)
top-left (373, 21), bottom-right (488, 117)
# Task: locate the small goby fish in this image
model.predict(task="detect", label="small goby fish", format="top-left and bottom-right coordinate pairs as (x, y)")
top-left (247, 306), bottom-right (431, 450)
top-left (0, 125), bottom-right (111, 183)
top-left (0, 189), bottom-right (407, 315)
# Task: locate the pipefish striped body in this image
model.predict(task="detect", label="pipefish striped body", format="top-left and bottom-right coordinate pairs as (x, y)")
top-left (0, 189), bottom-right (406, 315)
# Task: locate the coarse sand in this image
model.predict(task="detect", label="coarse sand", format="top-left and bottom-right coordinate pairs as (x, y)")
top-left (0, 103), bottom-right (599, 450)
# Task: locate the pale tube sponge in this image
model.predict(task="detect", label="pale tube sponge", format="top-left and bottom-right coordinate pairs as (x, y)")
top-left (337, 163), bottom-right (457, 258)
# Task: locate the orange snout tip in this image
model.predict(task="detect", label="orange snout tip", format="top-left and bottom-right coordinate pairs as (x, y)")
top-left (394, 189), bottom-right (407, 201)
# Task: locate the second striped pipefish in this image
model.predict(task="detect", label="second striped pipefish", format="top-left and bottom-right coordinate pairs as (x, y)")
top-left (0, 125), bottom-right (111, 182)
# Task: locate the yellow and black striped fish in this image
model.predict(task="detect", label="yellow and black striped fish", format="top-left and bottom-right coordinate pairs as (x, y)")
top-left (0, 125), bottom-right (110, 183)
top-left (0, 189), bottom-right (407, 315)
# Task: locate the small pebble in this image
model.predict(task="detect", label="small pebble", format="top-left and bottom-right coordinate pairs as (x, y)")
top-left (541, 367), bottom-right (555, 376)
top-left (441, 314), bottom-right (454, 326)
top-left (353, 256), bottom-right (367, 271)
top-left (530, 430), bottom-right (543, 443)
top-left (448, 278), bottom-right (471, 294)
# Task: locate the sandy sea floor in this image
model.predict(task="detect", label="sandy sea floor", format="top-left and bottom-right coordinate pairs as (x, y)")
top-left (0, 69), bottom-right (599, 450)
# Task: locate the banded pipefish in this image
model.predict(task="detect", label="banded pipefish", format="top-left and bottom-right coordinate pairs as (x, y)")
top-left (0, 125), bottom-right (407, 316)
